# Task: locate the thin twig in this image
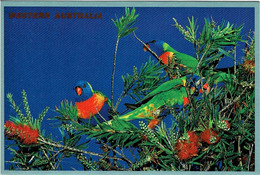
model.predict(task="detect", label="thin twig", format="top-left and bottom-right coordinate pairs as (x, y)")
top-left (38, 136), bottom-right (124, 161)
top-left (115, 70), bottom-right (140, 111)
top-left (204, 160), bottom-right (213, 171)
top-left (41, 147), bottom-right (56, 170)
top-left (128, 147), bottom-right (137, 162)
top-left (165, 130), bottom-right (174, 151)
top-left (218, 83), bottom-right (251, 117)
top-left (234, 46), bottom-right (237, 78)
top-left (133, 32), bottom-right (163, 64)
top-left (247, 143), bottom-right (254, 170)
top-left (244, 29), bottom-right (251, 60)
top-left (49, 149), bottom-right (62, 161)
top-left (114, 91), bottom-right (127, 111)
top-left (55, 153), bottom-right (65, 169)
top-left (111, 36), bottom-right (120, 111)
top-left (95, 107), bottom-right (107, 122)
top-left (194, 43), bottom-right (211, 74)
top-left (100, 140), bottom-right (133, 165)
top-left (5, 161), bottom-right (26, 166)
top-left (238, 135), bottom-right (243, 167)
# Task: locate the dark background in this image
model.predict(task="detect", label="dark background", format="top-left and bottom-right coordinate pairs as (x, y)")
top-left (4, 7), bottom-right (254, 170)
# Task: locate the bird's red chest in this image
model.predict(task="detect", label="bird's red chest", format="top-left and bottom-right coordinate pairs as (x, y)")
top-left (75, 93), bottom-right (107, 119)
top-left (159, 52), bottom-right (174, 65)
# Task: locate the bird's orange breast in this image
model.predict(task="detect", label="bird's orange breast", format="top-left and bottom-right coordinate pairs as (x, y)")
top-left (75, 93), bottom-right (107, 119)
top-left (159, 51), bottom-right (174, 65)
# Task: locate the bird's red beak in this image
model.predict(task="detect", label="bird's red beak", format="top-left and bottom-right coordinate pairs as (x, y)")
top-left (143, 43), bottom-right (150, 52)
top-left (75, 86), bottom-right (82, 96)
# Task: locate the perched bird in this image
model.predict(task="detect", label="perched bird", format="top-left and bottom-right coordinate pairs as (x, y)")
top-left (143, 40), bottom-right (199, 76)
top-left (74, 81), bottom-right (111, 124)
top-left (116, 72), bottom-right (231, 129)
top-left (143, 39), bottom-right (232, 93)
top-left (109, 76), bottom-right (196, 129)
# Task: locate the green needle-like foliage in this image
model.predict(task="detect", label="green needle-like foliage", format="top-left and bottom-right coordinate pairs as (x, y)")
top-left (173, 16), bottom-right (244, 72)
top-left (6, 90), bottom-right (49, 130)
top-left (112, 7), bottom-right (139, 39)
top-left (121, 58), bottom-right (166, 102)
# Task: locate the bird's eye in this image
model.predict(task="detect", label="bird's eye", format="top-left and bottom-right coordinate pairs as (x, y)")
top-left (83, 84), bottom-right (86, 88)
top-left (151, 40), bottom-right (156, 43)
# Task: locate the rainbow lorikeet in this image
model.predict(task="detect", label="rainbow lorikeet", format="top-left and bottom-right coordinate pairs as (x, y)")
top-left (143, 40), bottom-right (199, 76)
top-left (74, 81), bottom-right (112, 124)
top-left (106, 76), bottom-right (196, 129)
top-left (104, 72), bottom-right (232, 129)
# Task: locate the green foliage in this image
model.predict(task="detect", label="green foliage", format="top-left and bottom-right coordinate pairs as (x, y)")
top-left (6, 90), bottom-right (49, 130)
top-left (77, 154), bottom-right (97, 171)
top-left (122, 58), bottom-right (166, 101)
top-left (5, 91), bottom-right (56, 170)
top-left (173, 16), bottom-right (244, 72)
top-left (112, 7), bottom-right (139, 39)
top-left (244, 31), bottom-right (255, 61)
top-left (55, 100), bottom-right (78, 122)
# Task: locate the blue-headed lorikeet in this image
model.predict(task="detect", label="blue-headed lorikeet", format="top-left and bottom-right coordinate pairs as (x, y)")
top-left (143, 40), bottom-right (199, 76)
top-left (74, 81), bottom-right (112, 124)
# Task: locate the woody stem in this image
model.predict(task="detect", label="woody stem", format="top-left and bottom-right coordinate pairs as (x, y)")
top-left (111, 36), bottom-right (120, 111)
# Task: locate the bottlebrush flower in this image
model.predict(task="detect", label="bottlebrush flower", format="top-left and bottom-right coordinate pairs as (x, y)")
top-left (217, 120), bottom-right (231, 131)
top-left (187, 131), bottom-right (199, 146)
top-left (200, 129), bottom-right (220, 144)
top-left (4, 121), bottom-right (39, 145)
top-left (175, 131), bottom-right (199, 160)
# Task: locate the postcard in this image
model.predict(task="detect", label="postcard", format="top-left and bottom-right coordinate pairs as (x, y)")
top-left (1, 1), bottom-right (258, 174)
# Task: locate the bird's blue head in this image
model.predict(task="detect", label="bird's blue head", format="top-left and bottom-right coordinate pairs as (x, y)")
top-left (143, 40), bottom-right (166, 56)
top-left (74, 80), bottom-right (94, 102)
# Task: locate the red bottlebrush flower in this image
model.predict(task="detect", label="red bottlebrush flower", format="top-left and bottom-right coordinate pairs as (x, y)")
top-left (187, 131), bottom-right (199, 146)
top-left (5, 121), bottom-right (15, 128)
top-left (200, 129), bottom-right (220, 144)
top-left (175, 131), bottom-right (199, 160)
top-left (188, 143), bottom-right (198, 156)
top-left (175, 140), bottom-right (198, 160)
top-left (176, 142), bottom-right (191, 160)
top-left (4, 121), bottom-right (39, 145)
top-left (4, 121), bottom-right (16, 136)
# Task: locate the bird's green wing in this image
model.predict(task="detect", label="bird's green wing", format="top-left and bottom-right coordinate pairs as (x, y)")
top-left (136, 77), bottom-right (186, 105)
top-left (163, 42), bottom-right (199, 74)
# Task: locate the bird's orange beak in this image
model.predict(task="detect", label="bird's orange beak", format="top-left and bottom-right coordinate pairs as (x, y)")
top-left (143, 43), bottom-right (150, 52)
top-left (75, 86), bottom-right (82, 96)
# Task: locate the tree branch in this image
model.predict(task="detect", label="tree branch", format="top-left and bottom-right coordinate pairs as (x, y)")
top-left (38, 136), bottom-right (124, 162)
